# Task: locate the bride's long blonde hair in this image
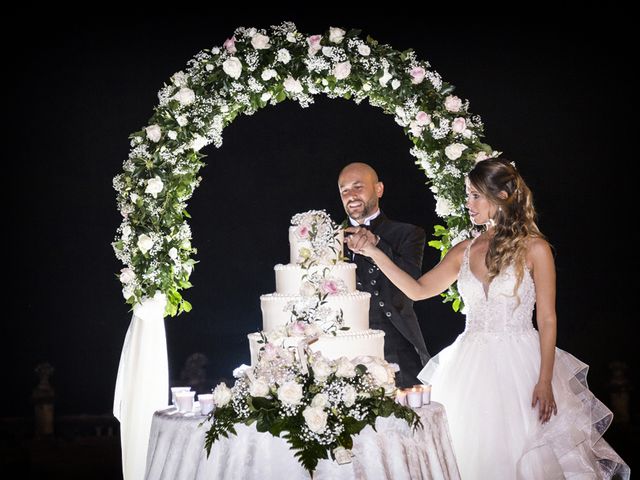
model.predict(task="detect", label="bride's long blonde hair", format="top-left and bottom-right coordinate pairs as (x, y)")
top-left (468, 158), bottom-right (545, 292)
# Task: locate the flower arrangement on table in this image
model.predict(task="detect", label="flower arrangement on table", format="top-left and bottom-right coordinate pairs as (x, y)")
top-left (204, 344), bottom-right (421, 475)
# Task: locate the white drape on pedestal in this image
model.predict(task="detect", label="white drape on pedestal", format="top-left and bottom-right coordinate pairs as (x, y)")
top-left (114, 291), bottom-right (169, 480)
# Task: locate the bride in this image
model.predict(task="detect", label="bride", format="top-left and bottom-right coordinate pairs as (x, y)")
top-left (346, 158), bottom-right (629, 479)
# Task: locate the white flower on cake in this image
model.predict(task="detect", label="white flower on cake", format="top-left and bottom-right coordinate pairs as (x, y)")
top-left (342, 385), bottom-right (357, 407)
top-left (251, 33), bottom-right (271, 50)
top-left (119, 268), bottom-right (135, 284)
top-left (311, 393), bottom-right (329, 408)
top-left (335, 357), bottom-right (357, 378)
top-left (145, 125), bottom-right (161, 143)
top-left (444, 94), bottom-right (463, 112)
top-left (137, 234), bottom-right (154, 254)
top-left (311, 356), bottom-right (334, 381)
top-left (329, 27), bottom-right (346, 43)
top-left (222, 57), bottom-right (243, 79)
top-left (172, 87), bottom-right (195, 106)
top-left (145, 176), bottom-right (164, 198)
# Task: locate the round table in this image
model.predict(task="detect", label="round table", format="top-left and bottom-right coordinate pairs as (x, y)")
top-left (145, 402), bottom-right (461, 479)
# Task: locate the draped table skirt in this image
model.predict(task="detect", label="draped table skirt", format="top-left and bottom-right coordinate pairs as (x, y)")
top-left (145, 402), bottom-right (460, 480)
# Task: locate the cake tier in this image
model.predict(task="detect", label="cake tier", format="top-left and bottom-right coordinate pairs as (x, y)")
top-left (260, 292), bottom-right (370, 333)
top-left (248, 329), bottom-right (385, 365)
top-left (289, 226), bottom-right (343, 265)
top-left (274, 262), bottom-right (356, 294)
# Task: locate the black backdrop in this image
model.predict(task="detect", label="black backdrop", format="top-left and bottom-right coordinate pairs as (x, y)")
top-left (4, 15), bottom-right (634, 451)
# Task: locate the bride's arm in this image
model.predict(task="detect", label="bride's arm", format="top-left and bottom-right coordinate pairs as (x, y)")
top-left (348, 235), bottom-right (468, 301)
top-left (529, 238), bottom-right (558, 423)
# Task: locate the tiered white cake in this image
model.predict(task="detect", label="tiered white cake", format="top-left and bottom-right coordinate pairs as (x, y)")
top-left (248, 211), bottom-right (385, 364)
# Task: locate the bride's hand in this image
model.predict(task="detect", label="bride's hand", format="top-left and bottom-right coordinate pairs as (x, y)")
top-left (344, 227), bottom-right (379, 256)
top-left (531, 381), bottom-right (557, 424)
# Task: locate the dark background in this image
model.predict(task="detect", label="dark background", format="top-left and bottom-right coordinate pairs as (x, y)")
top-left (3, 14), bottom-right (635, 473)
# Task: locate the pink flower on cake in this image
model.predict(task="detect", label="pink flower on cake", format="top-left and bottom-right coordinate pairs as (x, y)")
top-left (296, 224), bottom-right (310, 239)
top-left (451, 117), bottom-right (467, 133)
top-left (321, 279), bottom-right (340, 295)
top-left (444, 95), bottom-right (463, 112)
top-left (415, 111), bottom-right (431, 126)
top-left (289, 321), bottom-right (307, 336)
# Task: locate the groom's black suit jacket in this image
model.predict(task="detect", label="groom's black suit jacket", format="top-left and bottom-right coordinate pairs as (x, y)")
top-left (345, 212), bottom-right (430, 384)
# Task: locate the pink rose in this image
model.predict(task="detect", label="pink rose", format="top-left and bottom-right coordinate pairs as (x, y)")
top-left (262, 342), bottom-right (279, 360)
top-left (410, 66), bottom-right (426, 84)
top-left (444, 95), bottom-right (463, 112)
top-left (415, 111), bottom-right (431, 126)
top-left (321, 280), bottom-right (339, 295)
top-left (307, 35), bottom-right (322, 55)
top-left (297, 224), bottom-right (310, 238)
top-left (223, 37), bottom-right (236, 54)
top-left (333, 61), bottom-right (351, 80)
top-left (290, 321), bottom-right (307, 336)
top-left (451, 117), bottom-right (467, 133)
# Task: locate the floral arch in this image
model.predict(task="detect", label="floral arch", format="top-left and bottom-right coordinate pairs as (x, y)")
top-left (113, 22), bottom-right (497, 316)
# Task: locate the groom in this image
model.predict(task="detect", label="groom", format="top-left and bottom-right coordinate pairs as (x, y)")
top-left (338, 162), bottom-right (430, 387)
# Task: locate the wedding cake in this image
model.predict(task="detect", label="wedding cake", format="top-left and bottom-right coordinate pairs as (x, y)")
top-left (248, 210), bottom-right (385, 364)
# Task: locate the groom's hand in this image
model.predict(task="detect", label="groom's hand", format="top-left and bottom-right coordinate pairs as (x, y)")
top-left (344, 227), bottom-right (379, 254)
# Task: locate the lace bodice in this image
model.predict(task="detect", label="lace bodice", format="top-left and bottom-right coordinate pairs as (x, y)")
top-left (458, 240), bottom-right (536, 335)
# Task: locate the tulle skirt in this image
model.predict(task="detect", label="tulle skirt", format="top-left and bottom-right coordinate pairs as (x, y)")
top-left (418, 330), bottom-right (630, 479)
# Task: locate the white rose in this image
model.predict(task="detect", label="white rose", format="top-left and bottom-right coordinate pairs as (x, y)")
top-left (168, 247), bottom-right (178, 260)
top-left (212, 383), bottom-right (232, 407)
top-left (444, 95), bottom-right (463, 112)
top-left (167, 130), bottom-right (177, 140)
top-left (379, 69), bottom-right (392, 87)
top-left (435, 196), bottom-right (456, 217)
top-left (260, 92), bottom-right (272, 102)
top-left (122, 224), bottom-right (132, 239)
top-left (145, 125), bottom-right (161, 143)
top-left (409, 122), bottom-right (423, 137)
top-left (220, 105), bottom-right (229, 113)
top-left (335, 357), bottom-right (356, 378)
top-left (362, 82), bottom-right (372, 92)
top-left (283, 76), bottom-right (303, 94)
top-left (367, 362), bottom-right (391, 386)
top-left (211, 47), bottom-right (220, 54)
top-left (312, 358), bottom-right (334, 381)
top-left (190, 135), bottom-right (208, 152)
top-left (119, 268), bottom-right (135, 284)
top-left (176, 115), bottom-right (188, 127)
top-left (311, 393), bottom-right (329, 408)
top-left (333, 61), bottom-right (351, 80)
top-left (205, 64), bottom-right (214, 72)
top-left (303, 406), bottom-right (328, 433)
top-left (286, 32), bottom-right (297, 42)
top-left (321, 46), bottom-right (333, 57)
top-left (137, 234), bottom-right (154, 254)
top-left (277, 48), bottom-right (291, 64)
top-left (171, 71), bottom-right (188, 87)
top-left (172, 87), bottom-right (195, 106)
top-left (391, 79), bottom-right (401, 90)
top-left (222, 57), bottom-right (243, 79)
top-left (246, 28), bottom-right (257, 37)
top-left (329, 27), bottom-right (345, 44)
top-left (451, 117), bottom-right (467, 133)
top-left (249, 379), bottom-right (270, 398)
top-left (357, 44), bottom-right (371, 56)
top-left (462, 129), bottom-right (473, 139)
top-left (251, 33), bottom-right (270, 50)
top-left (299, 281), bottom-right (316, 297)
top-left (444, 143), bottom-right (468, 160)
top-left (122, 285), bottom-right (135, 300)
top-left (129, 193), bottom-right (139, 203)
top-left (475, 151), bottom-right (490, 163)
top-left (261, 69), bottom-right (277, 81)
top-left (277, 381), bottom-right (303, 405)
top-left (145, 176), bottom-right (164, 198)
top-left (342, 385), bottom-right (357, 407)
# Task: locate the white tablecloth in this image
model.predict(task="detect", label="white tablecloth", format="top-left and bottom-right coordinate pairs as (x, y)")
top-left (145, 402), bottom-right (460, 479)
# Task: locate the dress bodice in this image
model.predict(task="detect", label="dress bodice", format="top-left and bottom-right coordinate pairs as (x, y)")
top-left (458, 240), bottom-right (536, 335)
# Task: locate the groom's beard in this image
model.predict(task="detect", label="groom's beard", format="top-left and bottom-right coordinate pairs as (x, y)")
top-left (347, 198), bottom-right (378, 221)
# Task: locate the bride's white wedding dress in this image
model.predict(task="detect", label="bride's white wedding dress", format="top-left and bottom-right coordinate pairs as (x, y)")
top-left (418, 241), bottom-right (629, 479)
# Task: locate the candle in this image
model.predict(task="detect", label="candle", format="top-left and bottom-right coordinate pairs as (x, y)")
top-left (422, 384), bottom-right (432, 405)
top-left (171, 386), bottom-right (191, 406)
top-left (175, 390), bottom-right (196, 413)
top-left (395, 389), bottom-right (407, 406)
top-left (198, 393), bottom-right (214, 415)
top-left (406, 387), bottom-right (423, 408)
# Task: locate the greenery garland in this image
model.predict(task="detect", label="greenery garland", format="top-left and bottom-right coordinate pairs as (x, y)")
top-left (113, 22), bottom-right (497, 315)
